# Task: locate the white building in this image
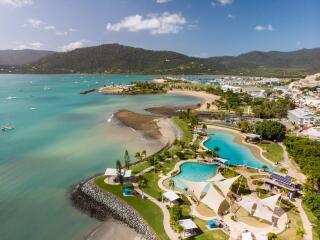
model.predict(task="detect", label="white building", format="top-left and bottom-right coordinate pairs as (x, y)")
top-left (221, 85), bottom-right (242, 93)
top-left (288, 108), bottom-right (320, 126)
top-left (298, 127), bottom-right (320, 140)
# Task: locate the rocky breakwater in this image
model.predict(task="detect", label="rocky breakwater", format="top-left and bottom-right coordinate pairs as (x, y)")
top-left (71, 178), bottom-right (158, 240)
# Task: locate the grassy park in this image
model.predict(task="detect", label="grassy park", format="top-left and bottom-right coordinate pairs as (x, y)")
top-left (258, 142), bottom-right (284, 163)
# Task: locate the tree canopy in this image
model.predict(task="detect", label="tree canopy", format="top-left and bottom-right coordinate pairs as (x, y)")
top-left (255, 120), bottom-right (286, 141)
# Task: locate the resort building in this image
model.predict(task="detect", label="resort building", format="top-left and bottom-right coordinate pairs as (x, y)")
top-left (221, 85), bottom-right (242, 93)
top-left (287, 108), bottom-right (320, 126)
top-left (298, 126), bottom-right (320, 140)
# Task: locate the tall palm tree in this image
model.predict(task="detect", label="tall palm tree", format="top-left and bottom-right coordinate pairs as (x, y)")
top-left (124, 150), bottom-right (131, 170)
top-left (135, 152), bottom-right (141, 162)
top-left (141, 150), bottom-right (147, 159)
top-left (116, 160), bottom-right (124, 185)
top-left (169, 179), bottom-right (175, 190)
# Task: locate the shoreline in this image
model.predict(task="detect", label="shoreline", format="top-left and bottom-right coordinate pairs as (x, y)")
top-left (202, 125), bottom-right (275, 167)
top-left (167, 89), bottom-right (220, 111)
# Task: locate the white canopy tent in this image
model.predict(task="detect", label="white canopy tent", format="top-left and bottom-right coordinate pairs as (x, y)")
top-left (178, 219), bottom-right (198, 230)
top-left (214, 176), bottom-right (240, 197)
top-left (180, 179), bottom-right (209, 200)
top-left (259, 194), bottom-right (281, 211)
top-left (253, 203), bottom-right (274, 223)
top-left (200, 184), bottom-right (226, 214)
top-left (238, 199), bottom-right (256, 214)
top-left (163, 191), bottom-right (180, 202)
top-left (207, 172), bottom-right (226, 182)
top-left (241, 232), bottom-right (254, 240)
top-left (104, 168), bottom-right (132, 178)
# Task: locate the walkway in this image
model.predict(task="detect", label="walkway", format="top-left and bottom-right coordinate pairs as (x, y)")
top-left (279, 143), bottom-right (312, 240)
top-left (279, 143), bottom-right (306, 183)
top-left (134, 188), bottom-right (179, 240)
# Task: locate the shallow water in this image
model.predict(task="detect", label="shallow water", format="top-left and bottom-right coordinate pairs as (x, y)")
top-left (173, 162), bottom-right (218, 189)
top-left (204, 130), bottom-right (267, 169)
top-left (0, 74), bottom-right (199, 240)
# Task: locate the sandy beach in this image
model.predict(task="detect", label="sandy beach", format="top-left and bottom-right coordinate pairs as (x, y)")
top-left (86, 218), bottom-right (144, 240)
top-left (167, 89), bottom-right (220, 111)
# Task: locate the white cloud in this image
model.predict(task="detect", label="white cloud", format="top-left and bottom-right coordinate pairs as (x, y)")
top-left (106, 12), bottom-right (186, 34)
top-left (13, 42), bottom-right (43, 50)
top-left (254, 24), bottom-right (274, 31)
top-left (55, 31), bottom-right (68, 36)
top-left (217, 0), bottom-right (233, 5)
top-left (156, 0), bottom-right (172, 3)
top-left (211, 1), bottom-right (216, 7)
top-left (30, 42), bottom-right (43, 49)
top-left (227, 14), bottom-right (236, 19)
top-left (44, 25), bottom-right (55, 30)
top-left (0, 0), bottom-right (33, 7)
top-left (267, 24), bottom-right (274, 31)
top-left (27, 18), bottom-right (45, 29)
top-left (68, 28), bottom-right (76, 32)
top-left (59, 40), bottom-right (90, 52)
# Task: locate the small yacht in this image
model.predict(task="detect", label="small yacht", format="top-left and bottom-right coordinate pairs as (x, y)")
top-left (7, 96), bottom-right (17, 100)
top-left (1, 124), bottom-right (15, 131)
top-left (30, 107), bottom-right (37, 110)
top-left (43, 86), bottom-right (51, 91)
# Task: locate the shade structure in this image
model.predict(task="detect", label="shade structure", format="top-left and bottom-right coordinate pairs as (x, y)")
top-left (180, 179), bottom-right (209, 200)
top-left (214, 176), bottom-right (240, 197)
top-left (178, 219), bottom-right (198, 230)
top-left (207, 172), bottom-right (226, 182)
top-left (201, 184), bottom-right (226, 214)
top-left (241, 232), bottom-right (253, 240)
top-left (253, 203), bottom-right (274, 223)
top-left (104, 168), bottom-right (131, 178)
top-left (238, 199), bottom-right (256, 214)
top-left (163, 191), bottom-right (180, 202)
top-left (259, 194), bottom-right (281, 211)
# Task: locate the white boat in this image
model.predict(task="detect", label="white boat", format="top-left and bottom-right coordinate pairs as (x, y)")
top-left (7, 96), bottom-right (17, 100)
top-left (30, 107), bottom-right (37, 110)
top-left (43, 86), bottom-right (51, 91)
top-left (1, 124), bottom-right (15, 131)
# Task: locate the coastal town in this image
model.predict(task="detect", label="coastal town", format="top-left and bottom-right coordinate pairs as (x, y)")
top-left (72, 73), bottom-right (320, 240)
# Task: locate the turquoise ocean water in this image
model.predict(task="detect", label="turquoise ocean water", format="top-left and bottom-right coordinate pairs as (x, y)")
top-left (204, 130), bottom-right (269, 169)
top-left (0, 74), bottom-right (199, 240)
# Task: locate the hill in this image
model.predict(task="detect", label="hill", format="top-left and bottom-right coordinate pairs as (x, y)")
top-left (0, 49), bottom-right (55, 65)
top-left (22, 44), bottom-right (320, 76)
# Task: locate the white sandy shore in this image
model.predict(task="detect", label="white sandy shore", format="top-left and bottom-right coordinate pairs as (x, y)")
top-left (167, 89), bottom-right (220, 111)
top-left (86, 219), bottom-right (145, 240)
top-left (156, 118), bottom-right (183, 146)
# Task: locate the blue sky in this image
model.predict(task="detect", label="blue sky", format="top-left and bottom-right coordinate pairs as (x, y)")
top-left (0, 0), bottom-right (319, 56)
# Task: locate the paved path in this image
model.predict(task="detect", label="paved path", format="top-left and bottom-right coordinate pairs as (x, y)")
top-left (279, 143), bottom-right (306, 183)
top-left (295, 199), bottom-right (313, 240)
top-left (279, 143), bottom-right (312, 240)
top-left (134, 188), bottom-right (179, 240)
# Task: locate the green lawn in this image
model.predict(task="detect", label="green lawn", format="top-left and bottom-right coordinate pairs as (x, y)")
top-left (193, 218), bottom-right (229, 240)
top-left (302, 203), bottom-right (320, 240)
top-left (173, 117), bottom-right (193, 144)
top-left (258, 142), bottom-right (284, 163)
top-left (141, 171), bottom-right (163, 200)
top-left (95, 176), bottom-right (169, 240)
top-left (131, 161), bottom-right (150, 174)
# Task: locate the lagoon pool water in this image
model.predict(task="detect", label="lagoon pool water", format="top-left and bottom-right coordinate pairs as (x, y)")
top-left (173, 162), bottom-right (218, 189)
top-left (204, 130), bottom-right (268, 170)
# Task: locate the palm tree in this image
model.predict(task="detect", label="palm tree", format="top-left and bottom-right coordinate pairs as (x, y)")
top-left (261, 165), bottom-right (269, 172)
top-left (296, 227), bottom-right (305, 238)
top-left (169, 179), bottom-right (175, 190)
top-left (279, 167), bottom-right (288, 174)
top-left (141, 150), bottom-right (147, 159)
top-left (124, 150), bottom-right (131, 170)
top-left (116, 160), bottom-right (124, 185)
top-left (135, 152), bottom-right (142, 162)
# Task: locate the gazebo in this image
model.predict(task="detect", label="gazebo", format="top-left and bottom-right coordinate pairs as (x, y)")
top-left (178, 219), bottom-right (198, 238)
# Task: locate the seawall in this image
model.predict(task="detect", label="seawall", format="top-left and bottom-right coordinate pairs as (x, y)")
top-left (71, 178), bottom-right (157, 240)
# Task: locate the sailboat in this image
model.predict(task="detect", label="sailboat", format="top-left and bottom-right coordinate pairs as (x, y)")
top-left (43, 85), bottom-right (51, 91)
